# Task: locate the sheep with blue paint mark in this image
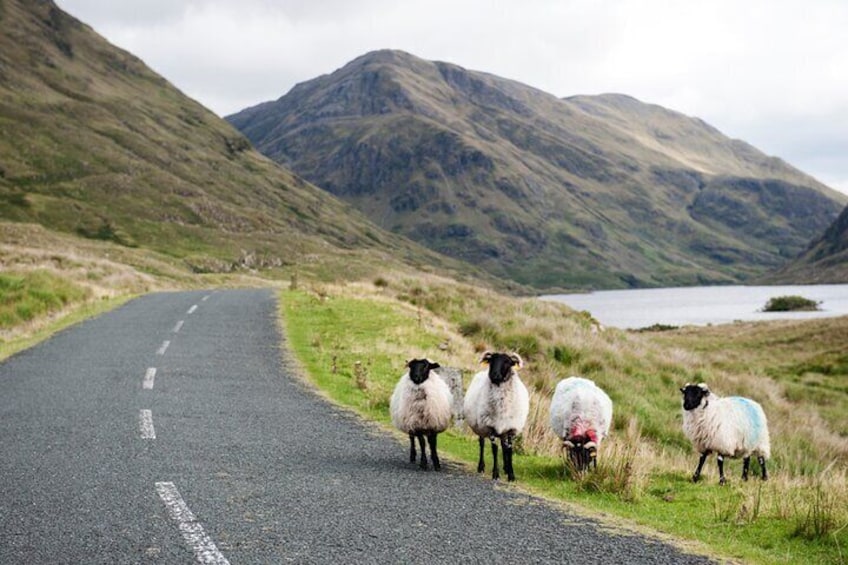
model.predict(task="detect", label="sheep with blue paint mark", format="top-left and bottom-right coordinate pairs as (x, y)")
top-left (680, 383), bottom-right (771, 485)
top-left (549, 376), bottom-right (613, 472)
top-left (390, 359), bottom-right (453, 470)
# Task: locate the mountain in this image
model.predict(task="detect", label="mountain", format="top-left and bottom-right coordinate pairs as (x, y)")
top-left (228, 49), bottom-right (847, 290)
top-left (0, 2), bottom-right (468, 281)
top-left (762, 203), bottom-right (848, 283)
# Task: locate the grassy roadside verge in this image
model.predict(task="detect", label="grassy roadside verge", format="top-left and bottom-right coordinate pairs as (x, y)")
top-left (279, 282), bottom-right (848, 565)
top-left (0, 292), bottom-right (134, 361)
top-left (0, 268), bottom-right (139, 361)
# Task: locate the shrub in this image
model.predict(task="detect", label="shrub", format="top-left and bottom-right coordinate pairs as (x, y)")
top-left (762, 295), bottom-right (820, 312)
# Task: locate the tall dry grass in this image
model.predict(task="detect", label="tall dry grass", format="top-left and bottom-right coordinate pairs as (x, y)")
top-left (314, 271), bottom-right (848, 546)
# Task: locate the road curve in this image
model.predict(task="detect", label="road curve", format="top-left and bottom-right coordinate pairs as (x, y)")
top-left (0, 289), bottom-right (715, 563)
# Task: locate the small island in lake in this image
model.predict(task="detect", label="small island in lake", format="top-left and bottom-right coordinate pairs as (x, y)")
top-left (762, 295), bottom-right (821, 312)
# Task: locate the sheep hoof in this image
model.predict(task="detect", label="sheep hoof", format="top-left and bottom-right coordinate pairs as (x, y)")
top-left (692, 474), bottom-right (701, 483)
top-left (719, 477), bottom-right (727, 486)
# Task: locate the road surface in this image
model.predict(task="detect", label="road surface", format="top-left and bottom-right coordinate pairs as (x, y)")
top-left (0, 289), bottom-right (715, 563)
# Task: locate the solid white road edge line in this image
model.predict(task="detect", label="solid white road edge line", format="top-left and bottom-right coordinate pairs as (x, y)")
top-left (157, 340), bottom-right (170, 355)
top-left (139, 409), bottom-right (156, 439)
top-left (187, 304), bottom-right (198, 314)
top-left (155, 482), bottom-right (230, 565)
top-left (143, 367), bottom-right (157, 390)
top-left (173, 320), bottom-right (184, 333)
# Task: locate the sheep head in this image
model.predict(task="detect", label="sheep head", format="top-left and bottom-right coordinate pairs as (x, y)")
top-left (480, 351), bottom-right (523, 386)
top-left (680, 382), bottom-right (710, 411)
top-left (563, 438), bottom-right (597, 472)
top-left (407, 358), bottom-right (440, 385)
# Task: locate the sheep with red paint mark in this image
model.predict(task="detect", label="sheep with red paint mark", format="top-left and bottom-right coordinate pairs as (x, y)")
top-left (680, 382), bottom-right (771, 485)
top-left (549, 376), bottom-right (613, 472)
top-left (390, 358), bottom-right (453, 470)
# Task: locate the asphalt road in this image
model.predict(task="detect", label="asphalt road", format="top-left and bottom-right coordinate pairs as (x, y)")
top-left (0, 289), bottom-right (716, 564)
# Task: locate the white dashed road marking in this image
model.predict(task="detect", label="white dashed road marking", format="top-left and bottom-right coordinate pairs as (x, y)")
top-left (155, 482), bottom-right (230, 565)
top-left (173, 320), bottom-right (184, 333)
top-left (139, 410), bottom-right (156, 439)
top-left (143, 367), bottom-right (157, 390)
top-left (201, 295), bottom-right (211, 302)
top-left (157, 341), bottom-right (170, 355)
top-left (187, 305), bottom-right (198, 314)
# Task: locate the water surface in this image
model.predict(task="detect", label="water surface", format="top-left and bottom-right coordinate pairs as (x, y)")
top-left (541, 285), bottom-right (848, 329)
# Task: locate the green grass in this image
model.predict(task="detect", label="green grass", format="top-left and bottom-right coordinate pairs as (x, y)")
top-left (279, 284), bottom-right (848, 565)
top-left (0, 270), bottom-right (90, 328)
top-left (0, 292), bottom-right (133, 361)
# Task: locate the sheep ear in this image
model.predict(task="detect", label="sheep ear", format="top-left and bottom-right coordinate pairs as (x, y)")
top-left (679, 387), bottom-right (686, 394)
top-left (406, 359), bottom-right (412, 368)
top-left (429, 361), bottom-right (441, 371)
top-left (480, 351), bottom-right (493, 365)
top-left (509, 352), bottom-right (524, 368)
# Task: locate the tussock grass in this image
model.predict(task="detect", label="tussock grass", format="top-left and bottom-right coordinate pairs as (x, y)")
top-left (280, 272), bottom-right (848, 565)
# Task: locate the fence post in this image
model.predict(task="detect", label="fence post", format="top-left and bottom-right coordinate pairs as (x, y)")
top-left (438, 367), bottom-right (465, 428)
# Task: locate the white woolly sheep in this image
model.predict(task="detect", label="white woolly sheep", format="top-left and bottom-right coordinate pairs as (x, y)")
top-left (549, 376), bottom-right (613, 472)
top-left (390, 358), bottom-right (453, 470)
top-left (680, 382), bottom-right (771, 485)
top-left (463, 351), bottom-right (529, 481)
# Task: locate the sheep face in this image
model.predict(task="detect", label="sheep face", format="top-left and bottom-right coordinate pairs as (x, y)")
top-left (563, 439), bottom-right (597, 472)
top-left (681, 383), bottom-right (710, 411)
top-left (480, 351), bottom-right (523, 386)
top-left (407, 358), bottom-right (440, 385)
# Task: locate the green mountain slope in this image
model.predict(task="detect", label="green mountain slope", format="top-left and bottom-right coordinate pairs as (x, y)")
top-left (761, 203), bottom-right (848, 283)
top-left (0, 2), bottom-right (466, 280)
top-left (229, 49), bottom-right (846, 289)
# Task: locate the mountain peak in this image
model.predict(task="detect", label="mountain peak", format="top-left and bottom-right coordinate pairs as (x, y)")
top-left (228, 51), bottom-right (846, 289)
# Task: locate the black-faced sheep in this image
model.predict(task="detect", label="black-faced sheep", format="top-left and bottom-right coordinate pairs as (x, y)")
top-left (680, 382), bottom-right (771, 485)
top-left (390, 358), bottom-right (453, 470)
top-left (463, 351), bottom-right (529, 481)
top-left (549, 376), bottom-right (613, 472)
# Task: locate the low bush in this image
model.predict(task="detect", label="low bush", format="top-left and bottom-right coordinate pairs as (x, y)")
top-left (762, 295), bottom-right (820, 312)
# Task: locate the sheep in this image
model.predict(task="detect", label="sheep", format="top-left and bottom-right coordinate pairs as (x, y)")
top-left (680, 382), bottom-right (771, 485)
top-left (463, 351), bottom-right (529, 481)
top-left (390, 358), bottom-right (453, 470)
top-left (549, 376), bottom-right (613, 472)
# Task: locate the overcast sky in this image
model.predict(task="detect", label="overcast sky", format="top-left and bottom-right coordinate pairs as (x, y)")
top-left (55, 0), bottom-right (848, 194)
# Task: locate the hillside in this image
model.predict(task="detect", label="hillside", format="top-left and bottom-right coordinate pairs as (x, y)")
top-left (229, 49), bottom-right (847, 290)
top-left (762, 203), bottom-right (848, 283)
top-left (0, 2), bottom-right (474, 283)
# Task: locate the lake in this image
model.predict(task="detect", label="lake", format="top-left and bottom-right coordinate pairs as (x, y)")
top-left (540, 284), bottom-right (848, 330)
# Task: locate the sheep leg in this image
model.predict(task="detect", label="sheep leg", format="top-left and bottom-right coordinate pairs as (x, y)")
top-left (490, 436), bottom-right (500, 481)
top-left (417, 433), bottom-right (428, 470)
top-left (742, 456), bottom-right (751, 481)
top-left (717, 454), bottom-right (726, 485)
top-left (758, 455), bottom-right (768, 481)
top-left (477, 437), bottom-right (486, 473)
top-left (502, 434), bottom-right (515, 482)
top-left (408, 432), bottom-right (417, 463)
top-left (693, 452), bottom-right (709, 482)
top-left (427, 431), bottom-right (441, 471)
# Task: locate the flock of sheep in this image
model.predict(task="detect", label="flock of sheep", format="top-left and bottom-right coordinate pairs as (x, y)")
top-left (390, 352), bottom-right (771, 484)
